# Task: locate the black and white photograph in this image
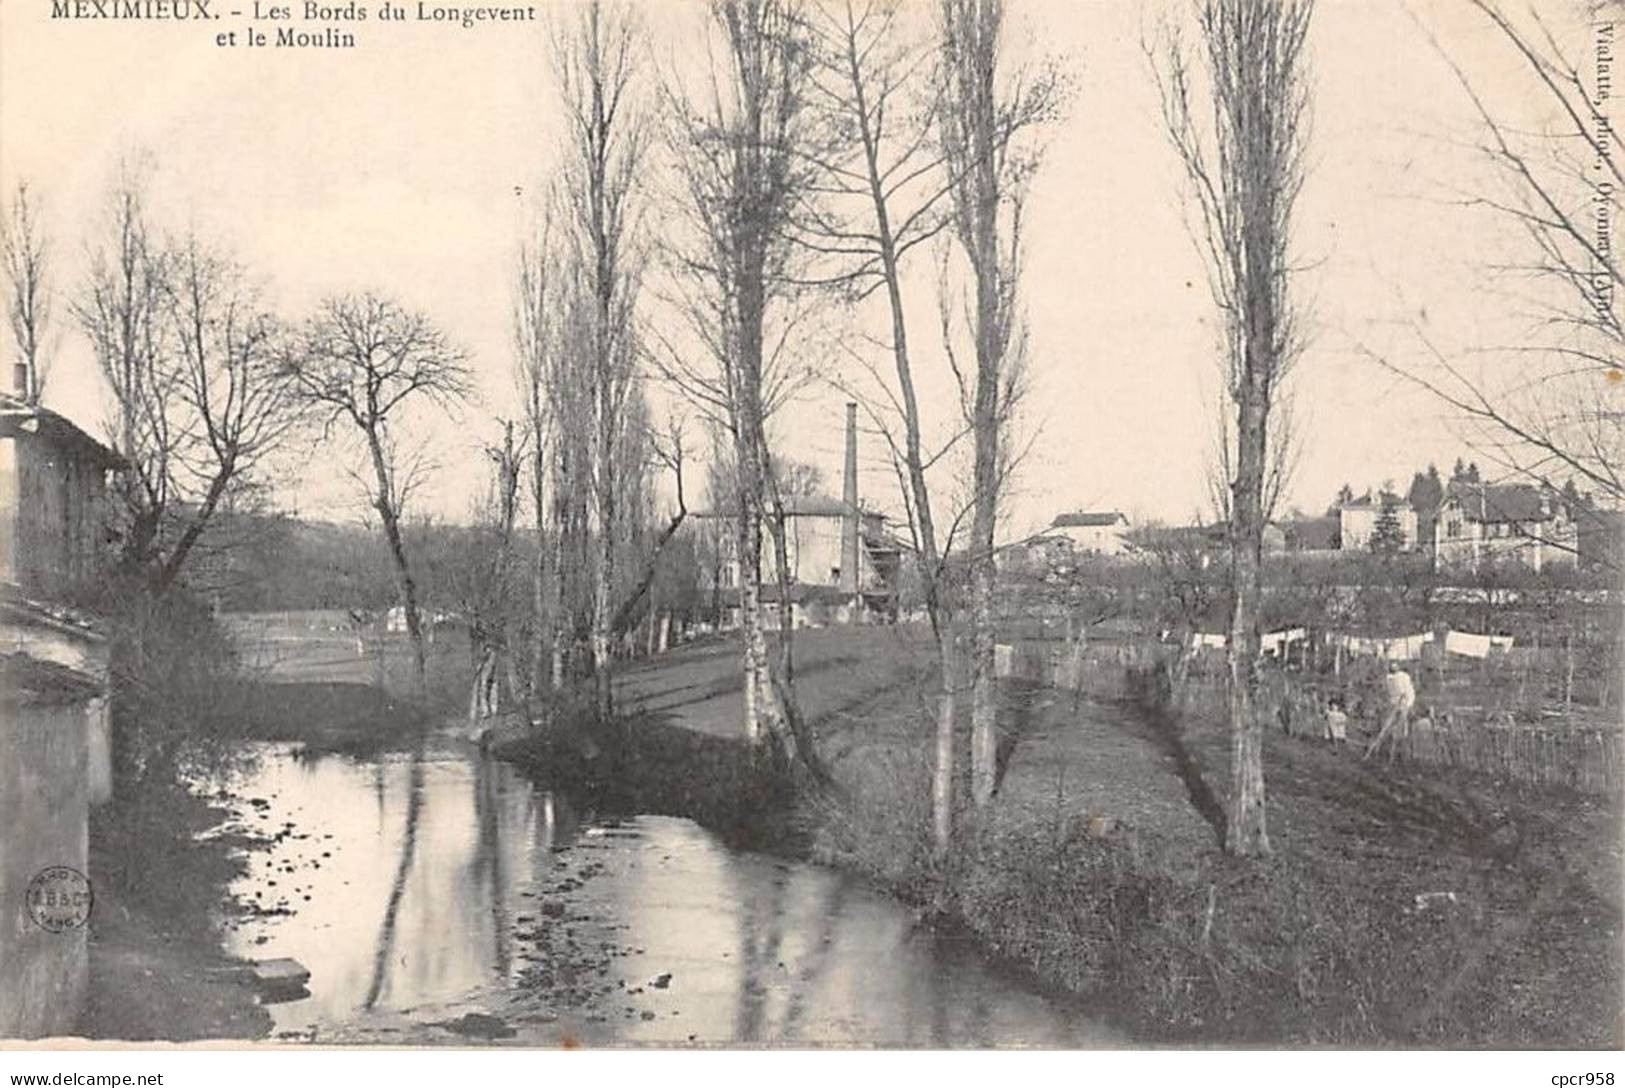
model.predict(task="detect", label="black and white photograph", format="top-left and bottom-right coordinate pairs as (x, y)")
top-left (0, 0), bottom-right (1620, 1065)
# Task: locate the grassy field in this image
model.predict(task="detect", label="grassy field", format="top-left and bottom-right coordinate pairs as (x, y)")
top-left (220, 611), bottom-right (471, 752)
top-left (599, 623), bottom-right (1623, 1046)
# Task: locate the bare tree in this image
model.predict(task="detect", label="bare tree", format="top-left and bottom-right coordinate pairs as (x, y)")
top-left (3, 181), bottom-right (52, 404)
top-left (657, 0), bottom-right (826, 766)
top-left (514, 215), bottom-right (558, 698)
top-left (468, 419), bottom-right (526, 718)
top-left (1154, 0), bottom-right (1316, 857)
top-left (75, 174), bottom-right (173, 573)
top-left (553, 0), bottom-right (653, 721)
top-left (513, 206), bottom-right (593, 698)
top-left (803, 0), bottom-right (967, 847)
top-left (938, 0), bottom-right (1059, 810)
top-left (282, 293), bottom-right (472, 686)
top-left (152, 233), bottom-right (304, 592)
top-left (75, 175), bottom-right (301, 592)
top-left (1366, 2), bottom-right (1620, 528)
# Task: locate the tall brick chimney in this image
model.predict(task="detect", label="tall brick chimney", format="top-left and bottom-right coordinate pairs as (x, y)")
top-left (13, 360), bottom-right (30, 402)
top-left (841, 402), bottom-right (860, 598)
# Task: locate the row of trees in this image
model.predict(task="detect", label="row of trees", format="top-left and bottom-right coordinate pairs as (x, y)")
top-left (493, 0), bottom-right (1062, 830)
top-left (637, 0), bottom-right (1064, 822)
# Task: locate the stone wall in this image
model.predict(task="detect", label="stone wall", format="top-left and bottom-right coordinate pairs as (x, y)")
top-left (0, 692), bottom-right (92, 1038)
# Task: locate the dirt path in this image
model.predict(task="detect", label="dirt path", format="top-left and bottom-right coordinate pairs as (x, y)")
top-left (615, 628), bottom-right (931, 740)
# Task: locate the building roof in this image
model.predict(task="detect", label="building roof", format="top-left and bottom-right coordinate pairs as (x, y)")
top-left (1340, 491), bottom-right (1410, 511)
top-left (0, 653), bottom-right (106, 706)
top-left (1051, 511), bottom-right (1127, 529)
top-left (1444, 482), bottom-right (1556, 523)
top-left (0, 395), bottom-right (125, 470)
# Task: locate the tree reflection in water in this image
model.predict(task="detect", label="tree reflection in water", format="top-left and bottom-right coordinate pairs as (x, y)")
top-left (363, 748), bottom-right (425, 1010)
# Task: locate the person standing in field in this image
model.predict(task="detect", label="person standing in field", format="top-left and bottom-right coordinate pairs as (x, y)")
top-left (1365, 660), bottom-right (1417, 762)
top-left (1323, 694), bottom-right (1348, 746)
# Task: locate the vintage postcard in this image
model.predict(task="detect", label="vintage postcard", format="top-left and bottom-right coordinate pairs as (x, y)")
top-left (0, 0), bottom-right (1619, 1059)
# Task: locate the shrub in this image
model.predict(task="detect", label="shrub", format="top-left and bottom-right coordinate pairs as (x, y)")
top-left (81, 578), bottom-right (254, 897)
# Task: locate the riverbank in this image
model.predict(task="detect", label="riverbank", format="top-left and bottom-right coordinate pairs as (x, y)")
top-left (499, 628), bottom-right (1622, 1047)
top-left (237, 679), bottom-right (435, 755)
top-left (81, 790), bottom-right (271, 1041)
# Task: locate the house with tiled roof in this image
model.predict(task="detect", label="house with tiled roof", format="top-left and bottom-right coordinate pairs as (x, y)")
top-left (1433, 482), bottom-right (1578, 571)
top-left (1047, 510), bottom-right (1132, 556)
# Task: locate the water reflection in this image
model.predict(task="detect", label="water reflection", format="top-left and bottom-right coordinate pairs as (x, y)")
top-left (362, 749), bottom-right (422, 1010)
top-left (222, 743), bottom-right (1113, 1046)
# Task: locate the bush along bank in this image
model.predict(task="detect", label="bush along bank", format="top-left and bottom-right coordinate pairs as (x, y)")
top-left (494, 706), bottom-right (807, 856)
top-left (77, 580), bottom-right (271, 1040)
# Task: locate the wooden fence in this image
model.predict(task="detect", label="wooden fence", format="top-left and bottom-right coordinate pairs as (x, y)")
top-left (995, 637), bottom-right (1623, 796)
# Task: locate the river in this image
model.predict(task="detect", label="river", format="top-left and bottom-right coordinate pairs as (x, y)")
top-left (211, 737), bottom-right (1116, 1046)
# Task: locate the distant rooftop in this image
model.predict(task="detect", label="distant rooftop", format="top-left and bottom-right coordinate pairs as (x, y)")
top-left (1339, 491), bottom-right (1409, 510)
top-left (1051, 511), bottom-right (1127, 529)
top-left (1444, 482), bottom-right (1556, 524)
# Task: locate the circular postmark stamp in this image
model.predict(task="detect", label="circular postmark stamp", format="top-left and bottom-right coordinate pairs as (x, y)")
top-left (25, 866), bottom-right (92, 933)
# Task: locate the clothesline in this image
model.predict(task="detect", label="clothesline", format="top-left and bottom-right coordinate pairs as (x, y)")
top-left (1185, 628), bottom-right (1517, 660)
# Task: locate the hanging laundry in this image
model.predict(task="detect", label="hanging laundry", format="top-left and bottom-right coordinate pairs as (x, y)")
top-left (1384, 633), bottom-right (1432, 661)
top-left (1261, 627), bottom-right (1308, 654)
top-left (1444, 630), bottom-right (1492, 658)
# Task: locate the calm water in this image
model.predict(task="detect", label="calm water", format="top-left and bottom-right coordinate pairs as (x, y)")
top-left (215, 741), bottom-right (1115, 1046)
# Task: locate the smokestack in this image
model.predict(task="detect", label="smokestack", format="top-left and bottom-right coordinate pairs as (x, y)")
top-left (12, 362), bottom-right (30, 402)
top-left (841, 402), bottom-right (860, 597)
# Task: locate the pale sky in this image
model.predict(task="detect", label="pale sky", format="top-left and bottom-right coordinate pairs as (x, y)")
top-left (0, 0), bottom-right (1597, 536)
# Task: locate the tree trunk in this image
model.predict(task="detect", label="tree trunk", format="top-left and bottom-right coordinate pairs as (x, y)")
top-left (591, 353), bottom-right (615, 719)
top-left (968, 263), bottom-right (1001, 809)
top-left (969, 550), bottom-right (997, 807)
top-left (550, 462), bottom-right (571, 693)
top-left (736, 493), bottom-right (789, 753)
top-left (150, 461), bottom-right (234, 594)
top-left (530, 443), bottom-right (549, 705)
top-left (609, 508), bottom-right (688, 639)
top-left (592, 511), bottom-right (614, 721)
top-left (1224, 370), bottom-right (1271, 857)
top-left (932, 629), bottom-right (957, 851)
top-left (767, 495), bottom-right (796, 683)
top-left (859, 106), bottom-right (955, 846)
top-left (365, 431), bottom-right (426, 689)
